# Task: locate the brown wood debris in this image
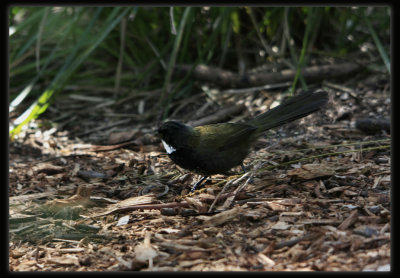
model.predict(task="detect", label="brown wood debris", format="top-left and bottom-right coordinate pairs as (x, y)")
top-left (9, 72), bottom-right (390, 271)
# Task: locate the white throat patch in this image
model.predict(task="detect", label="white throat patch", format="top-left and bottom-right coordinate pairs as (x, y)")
top-left (162, 140), bottom-right (176, 154)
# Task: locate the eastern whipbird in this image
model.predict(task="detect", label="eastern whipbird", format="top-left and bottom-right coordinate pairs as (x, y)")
top-left (158, 90), bottom-right (328, 192)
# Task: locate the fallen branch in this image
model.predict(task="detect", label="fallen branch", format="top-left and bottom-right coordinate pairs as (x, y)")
top-left (188, 104), bottom-right (246, 127)
top-left (175, 62), bottom-right (363, 88)
top-left (355, 118), bottom-right (390, 134)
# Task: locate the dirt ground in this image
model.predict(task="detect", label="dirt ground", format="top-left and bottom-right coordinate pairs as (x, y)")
top-left (9, 65), bottom-right (391, 271)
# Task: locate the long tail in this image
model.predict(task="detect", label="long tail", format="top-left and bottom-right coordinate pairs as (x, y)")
top-left (248, 90), bottom-right (328, 133)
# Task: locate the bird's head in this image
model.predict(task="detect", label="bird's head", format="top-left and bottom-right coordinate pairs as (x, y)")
top-left (158, 121), bottom-right (193, 153)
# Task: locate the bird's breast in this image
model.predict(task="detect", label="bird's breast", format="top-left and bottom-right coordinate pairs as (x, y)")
top-left (167, 145), bottom-right (250, 175)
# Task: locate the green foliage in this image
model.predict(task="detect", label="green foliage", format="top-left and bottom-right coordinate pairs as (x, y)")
top-left (9, 6), bottom-right (390, 137)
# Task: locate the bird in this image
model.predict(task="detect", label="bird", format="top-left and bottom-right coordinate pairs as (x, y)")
top-left (158, 89), bottom-right (328, 192)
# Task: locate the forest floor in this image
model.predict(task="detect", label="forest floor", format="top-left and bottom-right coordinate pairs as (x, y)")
top-left (9, 61), bottom-right (391, 271)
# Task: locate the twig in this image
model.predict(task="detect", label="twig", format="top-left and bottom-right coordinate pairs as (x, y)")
top-left (223, 162), bottom-right (264, 209)
top-left (258, 145), bottom-right (390, 173)
top-left (208, 172), bottom-right (251, 212)
top-left (76, 119), bottom-right (131, 137)
top-left (95, 202), bottom-right (191, 216)
top-left (221, 82), bottom-right (292, 94)
top-left (322, 81), bottom-right (358, 99)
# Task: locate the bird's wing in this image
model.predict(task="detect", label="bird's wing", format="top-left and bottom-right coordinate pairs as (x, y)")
top-left (193, 123), bottom-right (257, 151)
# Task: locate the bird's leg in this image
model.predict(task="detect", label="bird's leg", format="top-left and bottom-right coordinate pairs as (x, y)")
top-left (190, 176), bottom-right (209, 192)
top-left (241, 163), bottom-right (254, 184)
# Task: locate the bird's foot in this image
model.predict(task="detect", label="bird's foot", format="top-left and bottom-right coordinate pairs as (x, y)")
top-left (190, 176), bottom-right (209, 192)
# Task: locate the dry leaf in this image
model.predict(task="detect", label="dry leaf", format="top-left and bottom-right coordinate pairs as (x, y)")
top-left (287, 163), bottom-right (335, 179)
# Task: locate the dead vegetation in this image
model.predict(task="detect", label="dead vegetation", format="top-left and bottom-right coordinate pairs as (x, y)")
top-left (9, 6), bottom-right (391, 272)
top-left (9, 68), bottom-right (391, 271)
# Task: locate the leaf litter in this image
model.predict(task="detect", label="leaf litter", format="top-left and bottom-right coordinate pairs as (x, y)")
top-left (9, 74), bottom-right (390, 271)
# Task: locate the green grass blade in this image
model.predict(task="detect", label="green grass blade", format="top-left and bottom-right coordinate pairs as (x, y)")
top-left (159, 7), bottom-right (192, 114)
top-left (10, 7), bottom-right (132, 138)
top-left (291, 8), bottom-right (319, 93)
top-left (364, 10), bottom-right (390, 74)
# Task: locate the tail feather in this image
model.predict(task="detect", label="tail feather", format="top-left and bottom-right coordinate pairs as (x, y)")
top-left (248, 90), bottom-right (328, 132)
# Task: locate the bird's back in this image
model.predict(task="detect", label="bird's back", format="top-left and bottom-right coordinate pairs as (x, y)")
top-left (176, 123), bottom-right (257, 174)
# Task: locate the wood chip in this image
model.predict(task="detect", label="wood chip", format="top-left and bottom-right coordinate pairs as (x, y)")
top-left (199, 206), bottom-right (241, 227)
top-left (338, 210), bottom-right (359, 230)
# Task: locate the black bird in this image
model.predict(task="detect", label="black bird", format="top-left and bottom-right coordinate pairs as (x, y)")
top-left (158, 90), bottom-right (328, 192)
